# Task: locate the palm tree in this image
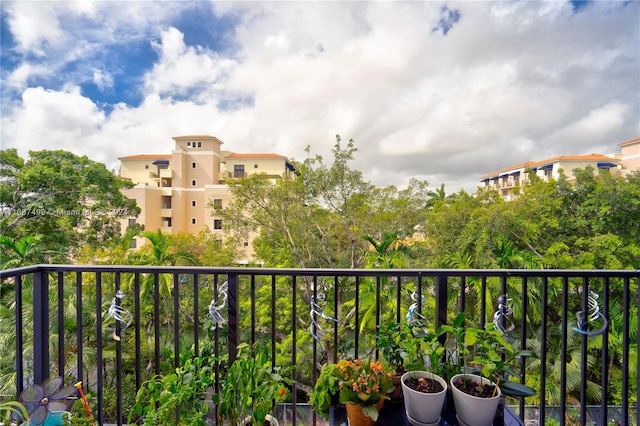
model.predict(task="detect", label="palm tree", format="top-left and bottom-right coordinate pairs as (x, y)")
top-left (0, 235), bottom-right (50, 269)
top-left (344, 234), bottom-right (414, 334)
top-left (526, 321), bottom-right (601, 406)
top-left (425, 184), bottom-right (448, 209)
top-left (0, 235), bottom-right (65, 396)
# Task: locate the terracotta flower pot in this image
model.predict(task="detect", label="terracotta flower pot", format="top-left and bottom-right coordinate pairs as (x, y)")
top-left (345, 400), bottom-right (384, 426)
top-left (389, 373), bottom-right (404, 403)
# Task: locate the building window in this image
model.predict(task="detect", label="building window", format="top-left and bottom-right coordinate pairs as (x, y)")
top-left (192, 200), bottom-right (196, 207)
top-left (192, 218), bottom-right (196, 225)
top-left (214, 239), bottom-right (222, 247)
top-left (254, 164), bottom-right (258, 169)
top-left (213, 219), bottom-right (222, 230)
top-left (192, 180), bottom-right (197, 186)
top-left (130, 239), bottom-right (137, 249)
top-left (213, 198), bottom-right (222, 209)
top-left (187, 142), bottom-right (191, 147)
top-left (128, 218), bottom-right (137, 227)
top-left (145, 165), bottom-right (149, 169)
top-left (197, 142), bottom-right (202, 147)
top-left (192, 162), bottom-right (196, 168)
top-left (234, 165), bottom-right (245, 178)
top-left (243, 241), bottom-right (249, 247)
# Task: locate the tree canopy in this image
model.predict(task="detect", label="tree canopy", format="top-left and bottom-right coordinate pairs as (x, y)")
top-left (0, 148), bottom-right (139, 258)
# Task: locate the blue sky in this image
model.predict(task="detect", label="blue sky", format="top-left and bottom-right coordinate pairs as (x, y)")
top-left (1, 1), bottom-right (638, 192)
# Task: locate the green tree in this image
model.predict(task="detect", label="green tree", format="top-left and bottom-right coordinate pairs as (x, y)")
top-left (0, 149), bottom-right (139, 256)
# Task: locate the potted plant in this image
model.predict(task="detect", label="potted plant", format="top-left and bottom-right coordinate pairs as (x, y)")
top-left (443, 313), bottom-right (535, 426)
top-left (309, 362), bottom-right (341, 420)
top-left (216, 342), bottom-right (291, 426)
top-left (332, 359), bottom-right (393, 426)
top-left (375, 322), bottom-right (429, 403)
top-left (129, 352), bottom-right (216, 425)
top-left (400, 333), bottom-right (448, 426)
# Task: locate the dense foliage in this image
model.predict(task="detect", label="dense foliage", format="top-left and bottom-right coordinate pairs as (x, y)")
top-left (0, 149), bottom-right (139, 257)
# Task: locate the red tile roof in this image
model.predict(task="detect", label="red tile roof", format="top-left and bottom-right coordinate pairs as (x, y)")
top-left (118, 154), bottom-right (171, 160)
top-left (618, 137), bottom-right (640, 147)
top-left (481, 154), bottom-right (617, 179)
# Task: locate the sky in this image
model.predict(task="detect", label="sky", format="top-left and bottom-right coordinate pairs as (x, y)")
top-left (1, 1), bottom-right (638, 193)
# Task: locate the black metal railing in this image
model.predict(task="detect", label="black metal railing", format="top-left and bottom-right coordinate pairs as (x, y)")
top-left (0, 265), bottom-right (638, 425)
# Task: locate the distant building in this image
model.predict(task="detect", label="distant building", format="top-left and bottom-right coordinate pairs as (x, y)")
top-left (615, 137), bottom-right (640, 173)
top-left (479, 137), bottom-right (639, 201)
top-left (118, 135), bottom-right (294, 258)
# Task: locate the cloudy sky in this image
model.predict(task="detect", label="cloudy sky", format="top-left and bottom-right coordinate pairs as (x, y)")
top-left (1, 1), bottom-right (638, 193)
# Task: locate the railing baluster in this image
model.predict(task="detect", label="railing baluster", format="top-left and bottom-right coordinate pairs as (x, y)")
top-left (539, 275), bottom-right (548, 426)
top-left (333, 275), bottom-right (338, 363)
top-left (480, 276), bottom-right (487, 327)
top-left (154, 273), bottom-right (160, 375)
top-left (601, 277), bottom-right (609, 425)
top-left (173, 272), bottom-right (179, 368)
top-left (96, 272), bottom-right (104, 426)
top-left (580, 276), bottom-right (588, 425)
top-left (57, 272), bottom-right (64, 377)
top-left (460, 275), bottom-right (466, 313)
top-left (436, 275), bottom-right (447, 332)
top-left (134, 273), bottom-right (141, 391)
top-left (75, 272), bottom-right (83, 385)
top-left (312, 275), bottom-right (318, 426)
top-left (250, 274), bottom-right (256, 345)
top-left (396, 275), bottom-right (401, 324)
top-left (115, 271), bottom-right (123, 426)
top-left (193, 274), bottom-right (199, 356)
top-left (354, 275), bottom-right (360, 359)
top-left (291, 274), bottom-right (297, 426)
top-left (621, 277), bottom-right (629, 426)
top-left (519, 276), bottom-right (527, 421)
top-left (375, 275), bottom-right (381, 360)
top-left (15, 274), bottom-right (24, 394)
top-left (560, 276), bottom-right (569, 425)
top-left (33, 269), bottom-right (50, 387)
top-left (227, 273), bottom-right (239, 363)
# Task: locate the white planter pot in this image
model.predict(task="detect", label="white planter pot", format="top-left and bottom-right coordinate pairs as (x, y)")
top-left (401, 371), bottom-right (447, 425)
top-left (450, 373), bottom-right (501, 426)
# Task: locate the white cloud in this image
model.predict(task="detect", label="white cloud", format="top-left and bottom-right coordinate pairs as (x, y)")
top-left (1, 86), bottom-right (105, 155)
top-left (1, 1), bottom-right (638, 193)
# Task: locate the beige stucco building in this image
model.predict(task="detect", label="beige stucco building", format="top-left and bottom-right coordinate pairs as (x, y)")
top-left (479, 137), bottom-right (639, 200)
top-left (615, 137), bottom-right (640, 174)
top-left (118, 135), bottom-right (293, 257)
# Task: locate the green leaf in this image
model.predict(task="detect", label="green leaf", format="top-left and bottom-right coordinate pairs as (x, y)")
top-left (362, 405), bottom-right (379, 421)
top-left (499, 380), bottom-right (536, 397)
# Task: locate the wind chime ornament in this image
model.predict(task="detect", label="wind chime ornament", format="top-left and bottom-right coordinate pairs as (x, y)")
top-left (208, 280), bottom-right (228, 328)
top-left (493, 294), bottom-right (515, 335)
top-left (573, 290), bottom-right (608, 337)
top-left (107, 289), bottom-right (133, 341)
top-left (406, 291), bottom-right (429, 332)
top-left (310, 292), bottom-right (337, 341)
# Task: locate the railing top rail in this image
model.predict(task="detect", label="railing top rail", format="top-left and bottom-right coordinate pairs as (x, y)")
top-left (1, 264), bottom-right (638, 279)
